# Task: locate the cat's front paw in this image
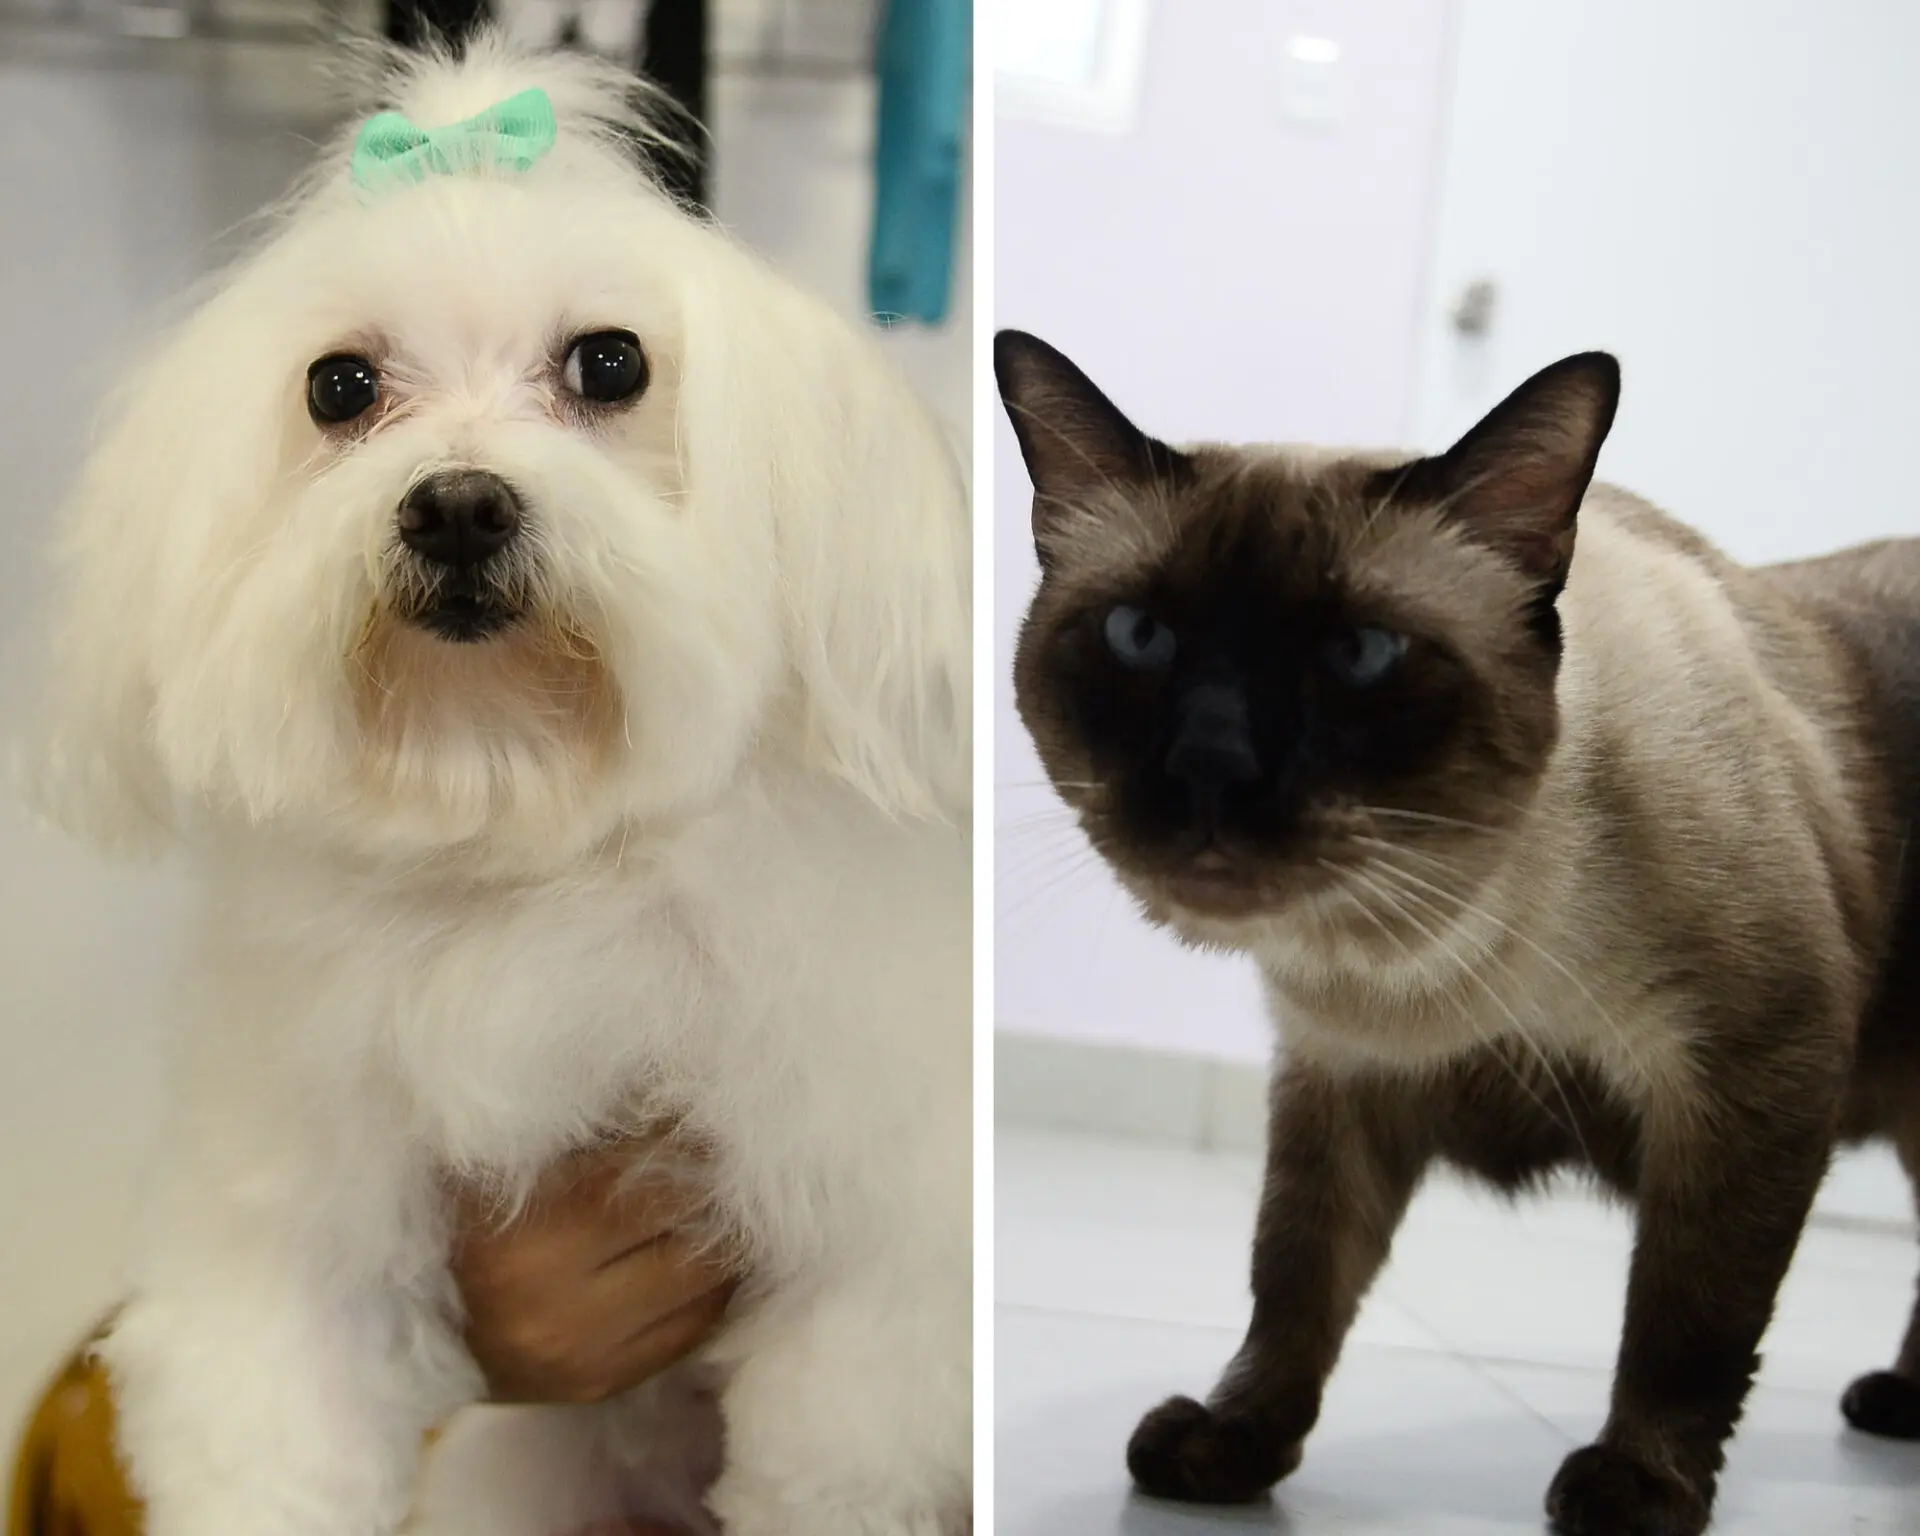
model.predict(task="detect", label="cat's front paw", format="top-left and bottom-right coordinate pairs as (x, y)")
top-left (1125, 1395), bottom-right (1301, 1505)
top-left (1546, 1443), bottom-right (1709, 1536)
top-left (1842, 1370), bottom-right (1920, 1439)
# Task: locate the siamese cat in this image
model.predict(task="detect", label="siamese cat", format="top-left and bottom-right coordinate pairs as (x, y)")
top-left (997, 329), bottom-right (1920, 1536)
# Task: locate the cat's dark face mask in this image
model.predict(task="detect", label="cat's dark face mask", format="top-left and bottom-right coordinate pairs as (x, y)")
top-left (996, 330), bottom-right (1618, 924)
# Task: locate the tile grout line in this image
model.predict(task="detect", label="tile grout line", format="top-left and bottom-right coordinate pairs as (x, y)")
top-left (1449, 1347), bottom-right (1583, 1447)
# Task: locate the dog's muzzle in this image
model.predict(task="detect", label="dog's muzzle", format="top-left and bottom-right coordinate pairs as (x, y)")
top-left (396, 469), bottom-right (526, 642)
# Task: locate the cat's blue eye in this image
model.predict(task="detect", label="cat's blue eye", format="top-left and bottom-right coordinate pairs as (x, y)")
top-left (1321, 626), bottom-right (1408, 687)
top-left (1103, 605), bottom-right (1178, 670)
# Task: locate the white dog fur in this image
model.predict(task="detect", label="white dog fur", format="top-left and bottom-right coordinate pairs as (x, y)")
top-left (31, 38), bottom-right (970, 1536)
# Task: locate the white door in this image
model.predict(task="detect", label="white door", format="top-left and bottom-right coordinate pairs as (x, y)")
top-left (1412, 0), bottom-right (1920, 1224)
top-left (1411, 0), bottom-right (1920, 566)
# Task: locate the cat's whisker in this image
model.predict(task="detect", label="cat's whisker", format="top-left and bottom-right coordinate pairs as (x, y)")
top-left (1341, 860), bottom-right (1599, 1163)
top-left (1329, 859), bottom-right (1591, 1154)
top-left (996, 828), bottom-right (1082, 858)
top-left (1453, 787), bottom-right (1562, 828)
top-left (997, 832), bottom-right (1099, 883)
top-left (997, 802), bottom-right (1091, 834)
top-left (997, 845), bottom-right (1112, 925)
top-left (1348, 834), bottom-right (1457, 863)
top-left (1355, 805), bottom-right (1503, 836)
top-left (996, 818), bottom-right (1101, 864)
top-left (997, 851), bottom-right (1097, 895)
top-left (1088, 878), bottom-right (1126, 964)
top-left (999, 795), bottom-right (1100, 832)
top-left (1357, 863), bottom-right (1579, 1064)
top-left (999, 801), bottom-right (1084, 829)
top-left (1346, 837), bottom-right (1497, 887)
top-left (1362, 858), bottom-right (1656, 1144)
top-left (997, 837), bottom-right (1101, 888)
top-left (1353, 841), bottom-right (1654, 1087)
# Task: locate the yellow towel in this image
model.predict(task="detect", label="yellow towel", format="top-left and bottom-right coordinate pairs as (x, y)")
top-left (7, 1320), bottom-right (142, 1536)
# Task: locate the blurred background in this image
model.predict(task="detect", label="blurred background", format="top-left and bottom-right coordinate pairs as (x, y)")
top-left (995, 4), bottom-right (1920, 1532)
top-left (0, 0), bottom-right (968, 1461)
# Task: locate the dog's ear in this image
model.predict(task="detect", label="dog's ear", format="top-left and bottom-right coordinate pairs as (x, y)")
top-left (675, 251), bottom-right (970, 821)
top-left (30, 287), bottom-right (297, 856)
top-left (32, 360), bottom-right (184, 855)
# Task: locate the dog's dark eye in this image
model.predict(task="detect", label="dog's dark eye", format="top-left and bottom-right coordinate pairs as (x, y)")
top-left (307, 355), bottom-right (380, 425)
top-left (1321, 626), bottom-right (1409, 687)
top-left (1104, 605), bottom-right (1177, 670)
top-left (563, 330), bottom-right (648, 404)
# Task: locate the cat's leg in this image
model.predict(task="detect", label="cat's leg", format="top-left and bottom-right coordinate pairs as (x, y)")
top-left (702, 1269), bottom-right (970, 1536)
top-left (1544, 1054), bottom-right (1842, 1536)
top-left (1128, 1061), bottom-right (1432, 1503)
top-left (1838, 1120), bottom-right (1920, 1437)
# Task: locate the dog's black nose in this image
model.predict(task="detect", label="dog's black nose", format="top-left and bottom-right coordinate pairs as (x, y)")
top-left (398, 470), bottom-right (522, 568)
top-left (1166, 683), bottom-right (1262, 796)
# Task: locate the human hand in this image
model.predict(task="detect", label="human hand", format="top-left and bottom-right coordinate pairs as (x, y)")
top-left (451, 1138), bottom-right (738, 1404)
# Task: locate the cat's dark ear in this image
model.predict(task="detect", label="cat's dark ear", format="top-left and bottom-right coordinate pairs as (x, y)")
top-left (1383, 352), bottom-right (1620, 592)
top-left (994, 330), bottom-right (1184, 544)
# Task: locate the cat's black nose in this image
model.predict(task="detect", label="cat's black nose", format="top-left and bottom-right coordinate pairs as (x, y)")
top-left (398, 470), bottom-right (522, 569)
top-left (1165, 684), bottom-right (1261, 795)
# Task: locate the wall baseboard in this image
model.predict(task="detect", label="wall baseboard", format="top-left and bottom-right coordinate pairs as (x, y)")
top-left (995, 1030), bottom-right (1269, 1155)
top-left (995, 1030), bottom-right (1917, 1234)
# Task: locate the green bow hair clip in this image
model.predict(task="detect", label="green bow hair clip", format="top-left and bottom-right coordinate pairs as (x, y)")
top-left (350, 86), bottom-right (557, 193)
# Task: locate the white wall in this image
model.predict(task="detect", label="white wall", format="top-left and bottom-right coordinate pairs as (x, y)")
top-left (994, 0), bottom-right (1459, 1063)
top-left (1411, 0), bottom-right (1920, 566)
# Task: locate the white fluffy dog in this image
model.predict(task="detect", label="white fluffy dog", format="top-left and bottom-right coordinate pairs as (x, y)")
top-left (31, 38), bottom-right (970, 1536)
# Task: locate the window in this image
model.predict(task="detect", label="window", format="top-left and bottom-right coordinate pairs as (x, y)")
top-left (996, 0), bottom-right (1154, 135)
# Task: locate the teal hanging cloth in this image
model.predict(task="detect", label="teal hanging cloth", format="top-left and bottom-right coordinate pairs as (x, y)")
top-left (868, 0), bottom-right (970, 326)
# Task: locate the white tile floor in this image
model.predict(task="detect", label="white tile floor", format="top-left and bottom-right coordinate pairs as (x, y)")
top-left (0, 32), bottom-right (966, 1450)
top-left (997, 1128), bottom-right (1920, 1535)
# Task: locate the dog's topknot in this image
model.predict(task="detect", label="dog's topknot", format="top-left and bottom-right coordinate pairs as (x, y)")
top-left (297, 30), bottom-right (694, 213)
